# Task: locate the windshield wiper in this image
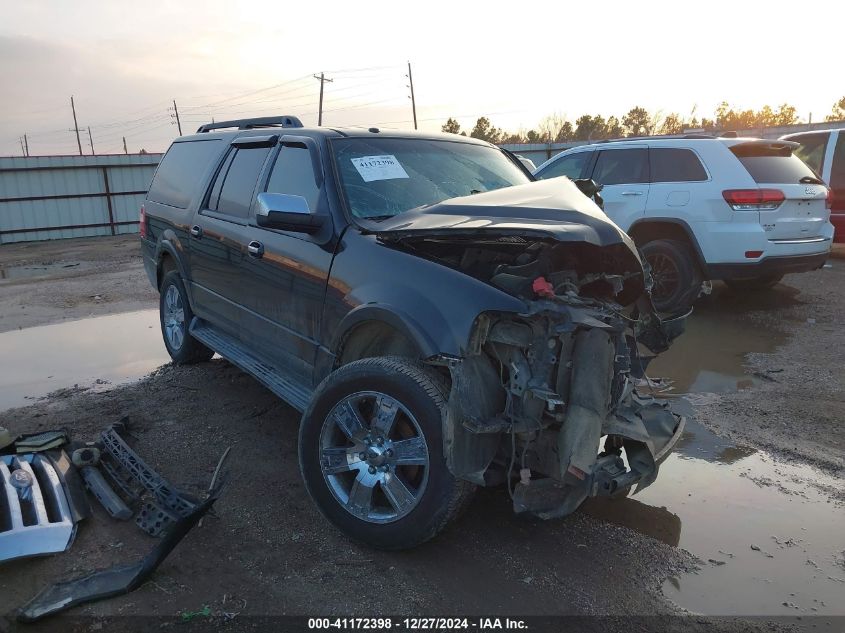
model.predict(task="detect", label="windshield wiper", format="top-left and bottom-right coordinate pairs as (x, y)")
top-left (799, 175), bottom-right (824, 185)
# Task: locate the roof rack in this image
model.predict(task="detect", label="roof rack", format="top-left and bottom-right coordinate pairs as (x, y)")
top-left (196, 115), bottom-right (304, 134)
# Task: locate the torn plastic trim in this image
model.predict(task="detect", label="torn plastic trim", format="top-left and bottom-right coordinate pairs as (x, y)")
top-left (0, 454), bottom-right (77, 563)
top-left (17, 483), bottom-right (223, 622)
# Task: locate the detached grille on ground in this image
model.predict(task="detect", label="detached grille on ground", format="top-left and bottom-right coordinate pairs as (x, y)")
top-left (0, 454), bottom-right (76, 563)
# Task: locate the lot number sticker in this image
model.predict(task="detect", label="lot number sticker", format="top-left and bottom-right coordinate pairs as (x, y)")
top-left (350, 155), bottom-right (409, 182)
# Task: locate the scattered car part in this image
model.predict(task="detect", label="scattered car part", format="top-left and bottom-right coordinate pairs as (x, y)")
top-left (17, 484), bottom-right (223, 622)
top-left (95, 422), bottom-right (197, 535)
top-left (79, 463), bottom-right (133, 520)
top-left (48, 450), bottom-right (91, 524)
top-left (15, 430), bottom-right (68, 453)
top-left (1, 454), bottom-right (77, 563)
top-left (0, 427), bottom-right (12, 451)
top-left (71, 446), bottom-right (101, 467)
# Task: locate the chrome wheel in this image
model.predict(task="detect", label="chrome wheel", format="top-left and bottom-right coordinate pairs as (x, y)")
top-left (319, 391), bottom-right (429, 524)
top-left (163, 284), bottom-right (186, 351)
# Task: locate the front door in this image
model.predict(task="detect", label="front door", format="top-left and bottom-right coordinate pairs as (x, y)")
top-left (241, 138), bottom-right (335, 384)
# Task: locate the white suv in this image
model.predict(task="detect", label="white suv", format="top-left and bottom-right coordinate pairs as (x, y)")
top-left (533, 137), bottom-right (834, 311)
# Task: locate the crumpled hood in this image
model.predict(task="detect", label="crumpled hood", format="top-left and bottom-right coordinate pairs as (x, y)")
top-left (370, 177), bottom-right (637, 254)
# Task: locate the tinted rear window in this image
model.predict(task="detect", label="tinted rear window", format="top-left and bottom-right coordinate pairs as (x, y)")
top-left (650, 148), bottom-right (707, 182)
top-left (730, 143), bottom-right (816, 184)
top-left (148, 140), bottom-right (222, 208)
top-left (592, 148), bottom-right (648, 185)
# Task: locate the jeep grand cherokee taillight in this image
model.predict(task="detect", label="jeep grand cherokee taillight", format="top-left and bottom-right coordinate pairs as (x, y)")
top-left (722, 189), bottom-right (785, 211)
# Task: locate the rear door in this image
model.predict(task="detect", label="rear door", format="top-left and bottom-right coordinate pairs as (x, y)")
top-left (646, 146), bottom-right (710, 218)
top-left (189, 142), bottom-right (272, 338)
top-left (729, 141), bottom-right (829, 241)
top-left (588, 147), bottom-right (649, 230)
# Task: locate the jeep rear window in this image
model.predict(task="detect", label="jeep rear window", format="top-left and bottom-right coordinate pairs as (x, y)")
top-left (147, 139), bottom-right (222, 209)
top-left (331, 138), bottom-right (529, 219)
top-left (730, 143), bottom-right (817, 184)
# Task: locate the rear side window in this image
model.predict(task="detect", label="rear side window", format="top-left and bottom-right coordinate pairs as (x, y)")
top-left (591, 148), bottom-right (648, 185)
top-left (265, 145), bottom-right (320, 210)
top-left (790, 133), bottom-right (828, 176)
top-left (730, 143), bottom-right (817, 184)
top-left (536, 151), bottom-right (591, 180)
top-left (650, 148), bottom-right (707, 182)
top-left (208, 147), bottom-right (271, 219)
top-left (148, 140), bottom-right (221, 208)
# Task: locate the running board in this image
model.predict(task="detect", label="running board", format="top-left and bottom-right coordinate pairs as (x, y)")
top-left (189, 319), bottom-right (312, 412)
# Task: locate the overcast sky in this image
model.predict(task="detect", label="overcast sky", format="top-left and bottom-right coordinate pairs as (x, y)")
top-left (1, 0), bottom-right (841, 156)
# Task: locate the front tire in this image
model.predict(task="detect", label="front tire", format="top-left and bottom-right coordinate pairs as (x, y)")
top-left (640, 239), bottom-right (702, 312)
top-left (299, 357), bottom-right (473, 550)
top-left (723, 274), bottom-right (783, 291)
top-left (159, 271), bottom-right (214, 364)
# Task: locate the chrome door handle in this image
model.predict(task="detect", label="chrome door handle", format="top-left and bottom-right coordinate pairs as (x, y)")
top-left (190, 225), bottom-right (203, 238)
top-left (621, 191), bottom-right (644, 196)
top-left (247, 240), bottom-right (264, 258)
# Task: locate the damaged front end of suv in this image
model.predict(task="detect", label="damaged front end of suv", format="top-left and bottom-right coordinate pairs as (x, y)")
top-left (375, 180), bottom-right (688, 519)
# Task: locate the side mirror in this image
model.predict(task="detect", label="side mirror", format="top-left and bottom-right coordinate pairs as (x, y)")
top-left (573, 178), bottom-right (603, 197)
top-left (255, 192), bottom-right (325, 234)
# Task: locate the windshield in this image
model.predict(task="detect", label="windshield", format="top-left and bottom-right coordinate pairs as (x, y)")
top-left (331, 137), bottom-right (530, 219)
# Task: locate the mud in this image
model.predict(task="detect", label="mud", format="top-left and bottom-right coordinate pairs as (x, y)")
top-left (1, 237), bottom-right (843, 631)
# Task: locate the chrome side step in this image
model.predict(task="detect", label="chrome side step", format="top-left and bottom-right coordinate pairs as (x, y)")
top-left (189, 318), bottom-right (312, 412)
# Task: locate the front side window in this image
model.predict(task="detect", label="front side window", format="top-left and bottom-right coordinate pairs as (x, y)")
top-left (264, 145), bottom-right (320, 210)
top-left (208, 147), bottom-right (271, 219)
top-left (790, 133), bottom-right (828, 176)
top-left (332, 138), bottom-right (529, 219)
top-left (536, 151), bottom-right (591, 180)
top-left (650, 148), bottom-right (708, 182)
top-left (591, 148), bottom-right (648, 185)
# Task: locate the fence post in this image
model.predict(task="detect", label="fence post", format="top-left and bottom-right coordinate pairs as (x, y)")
top-left (101, 167), bottom-right (116, 236)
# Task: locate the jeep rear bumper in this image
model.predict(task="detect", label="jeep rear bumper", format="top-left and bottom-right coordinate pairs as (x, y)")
top-left (707, 251), bottom-right (828, 280)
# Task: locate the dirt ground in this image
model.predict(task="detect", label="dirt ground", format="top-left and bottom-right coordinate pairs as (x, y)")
top-left (0, 235), bottom-right (157, 333)
top-left (1, 235), bottom-right (843, 631)
top-left (692, 250), bottom-right (845, 476)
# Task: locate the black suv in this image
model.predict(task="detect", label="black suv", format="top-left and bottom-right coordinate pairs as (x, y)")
top-left (140, 115), bottom-right (686, 549)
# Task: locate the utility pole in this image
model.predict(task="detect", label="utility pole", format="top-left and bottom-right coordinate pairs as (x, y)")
top-left (71, 95), bottom-right (83, 156)
top-left (171, 99), bottom-right (183, 135)
top-left (19, 137), bottom-right (26, 157)
top-left (87, 127), bottom-right (95, 155)
top-left (313, 72), bottom-right (333, 126)
top-left (23, 134), bottom-right (29, 157)
top-left (407, 62), bottom-right (418, 130)
top-left (123, 136), bottom-right (128, 154)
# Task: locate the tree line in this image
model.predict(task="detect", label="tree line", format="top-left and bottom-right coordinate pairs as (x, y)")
top-left (442, 97), bottom-right (845, 144)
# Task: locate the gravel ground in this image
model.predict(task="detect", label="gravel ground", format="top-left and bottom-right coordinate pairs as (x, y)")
top-left (3, 235), bottom-right (839, 632)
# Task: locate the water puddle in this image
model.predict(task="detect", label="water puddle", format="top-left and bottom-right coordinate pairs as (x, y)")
top-left (0, 310), bottom-right (168, 410)
top-left (589, 294), bottom-right (845, 618)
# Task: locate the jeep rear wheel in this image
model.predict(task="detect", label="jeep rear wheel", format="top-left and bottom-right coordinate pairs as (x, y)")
top-left (640, 239), bottom-right (702, 312)
top-left (159, 271), bottom-right (214, 364)
top-left (299, 357), bottom-right (473, 550)
top-left (723, 274), bottom-right (784, 291)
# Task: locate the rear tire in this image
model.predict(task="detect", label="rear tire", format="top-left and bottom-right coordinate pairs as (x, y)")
top-left (299, 356), bottom-right (474, 550)
top-left (640, 239), bottom-right (702, 313)
top-left (159, 271), bottom-right (214, 364)
top-left (723, 274), bottom-right (783, 291)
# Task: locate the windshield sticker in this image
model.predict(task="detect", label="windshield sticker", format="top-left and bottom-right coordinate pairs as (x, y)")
top-left (350, 155), bottom-right (409, 182)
